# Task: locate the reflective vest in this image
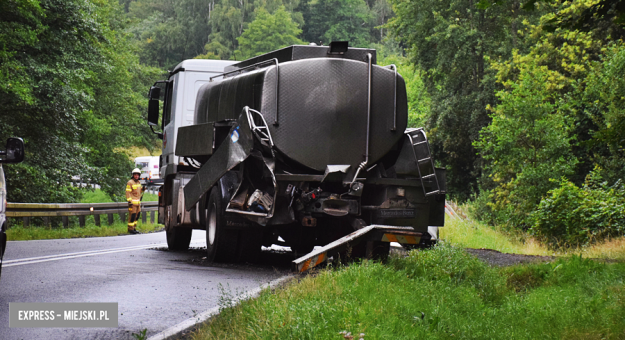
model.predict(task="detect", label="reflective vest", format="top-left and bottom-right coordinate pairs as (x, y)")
top-left (126, 179), bottom-right (143, 205)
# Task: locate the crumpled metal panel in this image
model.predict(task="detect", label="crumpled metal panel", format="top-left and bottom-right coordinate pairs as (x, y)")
top-left (321, 165), bottom-right (351, 182)
top-left (183, 113), bottom-right (254, 211)
top-left (260, 58), bottom-right (407, 171)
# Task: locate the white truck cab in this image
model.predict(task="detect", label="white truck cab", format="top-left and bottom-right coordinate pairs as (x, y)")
top-left (155, 60), bottom-right (236, 180)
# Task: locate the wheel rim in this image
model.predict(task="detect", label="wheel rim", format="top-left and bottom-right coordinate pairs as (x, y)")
top-left (208, 203), bottom-right (217, 246)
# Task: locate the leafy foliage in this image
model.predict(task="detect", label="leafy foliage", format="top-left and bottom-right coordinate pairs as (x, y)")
top-left (235, 6), bottom-right (304, 60)
top-left (475, 56), bottom-right (578, 227)
top-left (583, 43), bottom-right (625, 185)
top-left (300, 0), bottom-right (375, 47)
top-left (0, 0), bottom-right (161, 203)
top-left (388, 0), bottom-right (540, 200)
top-left (376, 49), bottom-right (431, 128)
top-left (474, 0), bottom-right (625, 230)
top-left (531, 170), bottom-right (625, 246)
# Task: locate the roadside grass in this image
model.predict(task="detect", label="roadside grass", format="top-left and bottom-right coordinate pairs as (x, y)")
top-left (192, 243), bottom-right (625, 340)
top-left (441, 217), bottom-right (625, 260)
top-left (440, 217), bottom-right (551, 256)
top-left (7, 220), bottom-right (163, 241)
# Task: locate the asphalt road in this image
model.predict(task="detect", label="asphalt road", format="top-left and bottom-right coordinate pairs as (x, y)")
top-left (0, 231), bottom-right (291, 340)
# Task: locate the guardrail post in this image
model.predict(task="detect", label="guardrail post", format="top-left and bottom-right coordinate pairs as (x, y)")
top-left (150, 211), bottom-right (155, 224)
top-left (43, 217), bottom-right (50, 228)
top-left (120, 212), bottom-right (126, 224)
top-left (23, 217), bottom-right (30, 227)
top-left (62, 216), bottom-right (69, 228)
top-left (94, 214), bottom-right (101, 226)
top-left (78, 216), bottom-right (85, 227)
top-left (141, 211), bottom-right (147, 223)
top-left (107, 214), bottom-right (114, 225)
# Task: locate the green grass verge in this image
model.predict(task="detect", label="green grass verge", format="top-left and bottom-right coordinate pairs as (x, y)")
top-left (7, 220), bottom-right (163, 241)
top-left (192, 243), bottom-right (625, 340)
top-left (441, 217), bottom-right (625, 260)
top-left (441, 217), bottom-right (552, 256)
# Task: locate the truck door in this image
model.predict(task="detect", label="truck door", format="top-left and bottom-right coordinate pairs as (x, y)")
top-left (161, 75), bottom-right (177, 176)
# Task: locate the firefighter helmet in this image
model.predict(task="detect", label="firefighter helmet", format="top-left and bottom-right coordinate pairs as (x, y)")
top-left (132, 168), bottom-right (141, 175)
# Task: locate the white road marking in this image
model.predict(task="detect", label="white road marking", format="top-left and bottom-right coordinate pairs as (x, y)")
top-left (4, 240), bottom-right (204, 267)
top-left (4, 244), bottom-right (162, 264)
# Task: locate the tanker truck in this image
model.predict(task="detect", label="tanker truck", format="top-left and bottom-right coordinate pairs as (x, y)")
top-left (146, 42), bottom-right (446, 268)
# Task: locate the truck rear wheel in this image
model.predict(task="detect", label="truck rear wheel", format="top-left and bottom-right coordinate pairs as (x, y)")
top-left (238, 230), bottom-right (262, 263)
top-left (166, 227), bottom-right (192, 250)
top-left (206, 186), bottom-right (239, 262)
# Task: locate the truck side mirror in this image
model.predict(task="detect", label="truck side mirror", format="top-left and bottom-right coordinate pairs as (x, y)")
top-left (147, 86), bottom-right (161, 127)
top-left (0, 138), bottom-right (25, 164)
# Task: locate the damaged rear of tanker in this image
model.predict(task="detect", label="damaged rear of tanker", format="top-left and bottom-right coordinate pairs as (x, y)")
top-left (147, 43), bottom-right (446, 264)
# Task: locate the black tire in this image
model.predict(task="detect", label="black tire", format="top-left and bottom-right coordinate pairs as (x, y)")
top-left (368, 241), bottom-right (390, 260)
top-left (166, 227), bottom-right (192, 251)
top-left (293, 243), bottom-right (315, 258)
top-left (205, 185), bottom-right (239, 262)
top-left (238, 230), bottom-right (263, 263)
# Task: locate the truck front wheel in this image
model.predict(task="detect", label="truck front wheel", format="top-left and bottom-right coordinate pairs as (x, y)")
top-left (206, 186), bottom-right (239, 262)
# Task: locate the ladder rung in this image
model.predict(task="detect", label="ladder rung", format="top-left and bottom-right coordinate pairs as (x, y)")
top-left (417, 158), bottom-right (431, 163)
top-left (413, 141), bottom-right (428, 146)
top-left (421, 174), bottom-right (436, 179)
top-left (425, 190), bottom-right (440, 196)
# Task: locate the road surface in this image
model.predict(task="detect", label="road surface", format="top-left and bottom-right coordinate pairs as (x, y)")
top-left (0, 231), bottom-right (291, 339)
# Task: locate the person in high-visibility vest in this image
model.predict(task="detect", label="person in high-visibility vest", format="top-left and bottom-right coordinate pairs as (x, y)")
top-left (126, 168), bottom-right (145, 234)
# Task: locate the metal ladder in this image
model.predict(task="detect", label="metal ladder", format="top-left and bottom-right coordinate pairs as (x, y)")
top-left (244, 107), bottom-right (274, 147)
top-left (406, 128), bottom-right (441, 196)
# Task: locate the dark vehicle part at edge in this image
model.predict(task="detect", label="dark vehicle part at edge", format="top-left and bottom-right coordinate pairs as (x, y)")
top-left (0, 137), bottom-right (25, 277)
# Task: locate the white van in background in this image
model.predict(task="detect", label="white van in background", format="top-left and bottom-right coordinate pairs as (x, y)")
top-left (134, 156), bottom-right (161, 184)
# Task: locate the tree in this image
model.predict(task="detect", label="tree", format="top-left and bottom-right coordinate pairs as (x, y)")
top-left (235, 6), bottom-right (304, 59)
top-left (474, 0), bottom-right (625, 227)
top-left (125, 0), bottom-right (214, 69)
top-left (376, 45), bottom-right (430, 128)
top-left (199, 0), bottom-right (303, 60)
top-left (388, 0), bottom-right (540, 200)
top-left (0, 0), bottom-right (161, 203)
top-left (301, 0), bottom-right (374, 46)
top-left (475, 59), bottom-right (577, 226)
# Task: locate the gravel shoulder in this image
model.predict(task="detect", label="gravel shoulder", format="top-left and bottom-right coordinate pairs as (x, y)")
top-left (465, 248), bottom-right (555, 266)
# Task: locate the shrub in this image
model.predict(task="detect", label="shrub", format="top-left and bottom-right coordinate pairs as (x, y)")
top-left (530, 170), bottom-right (625, 246)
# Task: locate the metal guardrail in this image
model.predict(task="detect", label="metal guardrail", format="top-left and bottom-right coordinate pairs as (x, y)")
top-left (445, 200), bottom-right (466, 220)
top-left (6, 201), bottom-right (159, 227)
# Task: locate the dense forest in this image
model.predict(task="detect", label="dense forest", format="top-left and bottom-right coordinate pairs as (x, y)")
top-left (1, 0), bottom-right (624, 244)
